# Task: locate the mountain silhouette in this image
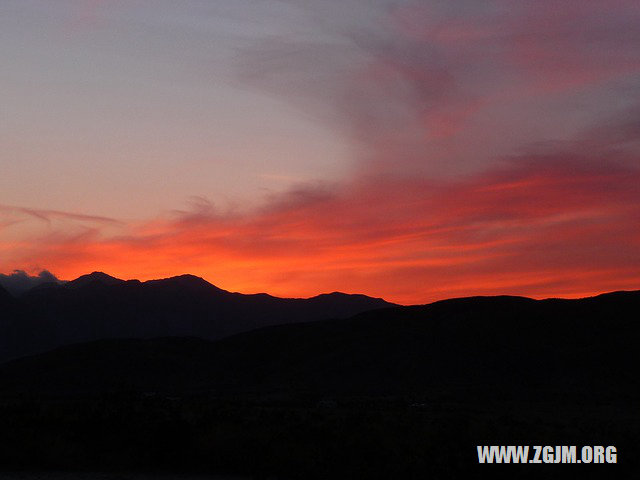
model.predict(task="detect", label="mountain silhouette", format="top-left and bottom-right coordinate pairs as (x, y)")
top-left (1, 290), bottom-right (638, 400)
top-left (65, 271), bottom-right (124, 288)
top-left (0, 272), bottom-right (395, 361)
top-left (1, 289), bottom-right (638, 478)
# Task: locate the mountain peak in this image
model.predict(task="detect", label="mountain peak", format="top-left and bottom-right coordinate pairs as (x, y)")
top-left (313, 292), bottom-right (362, 299)
top-left (310, 291), bottom-right (396, 306)
top-left (67, 272), bottom-right (124, 288)
top-left (143, 274), bottom-right (226, 293)
top-left (170, 273), bottom-right (210, 283)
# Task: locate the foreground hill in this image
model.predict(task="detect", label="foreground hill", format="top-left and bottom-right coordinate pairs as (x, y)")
top-left (0, 290), bottom-right (637, 478)
top-left (1, 290), bottom-right (638, 400)
top-left (0, 272), bottom-right (394, 361)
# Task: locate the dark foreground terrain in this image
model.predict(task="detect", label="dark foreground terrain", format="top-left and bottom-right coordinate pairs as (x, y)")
top-left (0, 291), bottom-right (638, 478)
top-left (0, 272), bottom-right (394, 362)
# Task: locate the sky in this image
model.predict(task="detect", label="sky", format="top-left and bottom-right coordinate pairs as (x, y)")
top-left (1, 0), bottom-right (639, 304)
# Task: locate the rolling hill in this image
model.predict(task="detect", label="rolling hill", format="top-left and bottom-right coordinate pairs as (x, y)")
top-left (1, 290), bottom-right (638, 400)
top-left (1, 289), bottom-right (637, 477)
top-left (0, 272), bottom-right (394, 361)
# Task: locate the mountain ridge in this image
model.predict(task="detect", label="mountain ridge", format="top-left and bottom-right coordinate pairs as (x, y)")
top-left (1, 289), bottom-right (638, 399)
top-left (1, 287), bottom-right (638, 477)
top-left (0, 271), bottom-right (396, 362)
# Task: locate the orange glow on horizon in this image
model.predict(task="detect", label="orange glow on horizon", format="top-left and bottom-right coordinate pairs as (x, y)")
top-left (2, 158), bottom-right (639, 305)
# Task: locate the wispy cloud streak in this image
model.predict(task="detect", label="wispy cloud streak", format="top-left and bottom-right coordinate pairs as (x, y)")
top-left (0, 205), bottom-right (122, 225)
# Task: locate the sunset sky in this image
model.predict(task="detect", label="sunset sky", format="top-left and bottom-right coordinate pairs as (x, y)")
top-left (1, 0), bottom-right (639, 304)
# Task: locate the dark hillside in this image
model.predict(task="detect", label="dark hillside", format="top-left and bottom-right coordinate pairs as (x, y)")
top-left (0, 290), bottom-right (637, 478)
top-left (0, 272), bottom-right (394, 361)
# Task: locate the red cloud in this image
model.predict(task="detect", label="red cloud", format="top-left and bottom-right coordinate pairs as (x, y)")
top-left (2, 151), bottom-right (638, 304)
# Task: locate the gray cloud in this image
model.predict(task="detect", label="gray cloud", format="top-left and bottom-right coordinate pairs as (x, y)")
top-left (0, 270), bottom-right (64, 296)
top-left (230, 0), bottom-right (640, 178)
top-left (0, 205), bottom-right (122, 225)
